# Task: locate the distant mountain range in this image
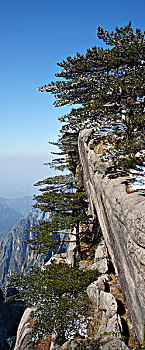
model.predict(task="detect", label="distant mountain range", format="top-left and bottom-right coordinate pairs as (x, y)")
top-left (0, 195), bottom-right (67, 287)
top-left (0, 195), bottom-right (33, 216)
top-left (0, 201), bottom-right (51, 349)
top-left (0, 196), bottom-right (33, 240)
top-left (0, 208), bottom-right (50, 287)
top-left (0, 204), bottom-right (22, 240)
top-left (0, 200), bottom-right (67, 348)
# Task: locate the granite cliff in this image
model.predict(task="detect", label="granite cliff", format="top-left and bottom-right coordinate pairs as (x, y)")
top-left (78, 128), bottom-right (145, 343)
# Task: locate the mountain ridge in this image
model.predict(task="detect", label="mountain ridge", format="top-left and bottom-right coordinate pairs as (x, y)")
top-left (0, 196), bottom-right (33, 216)
top-left (0, 208), bottom-right (50, 287)
top-left (0, 203), bottom-right (23, 241)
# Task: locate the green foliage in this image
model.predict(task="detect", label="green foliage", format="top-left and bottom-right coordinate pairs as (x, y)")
top-left (8, 263), bottom-right (99, 345)
top-left (38, 22), bottom-right (145, 169)
top-left (120, 335), bottom-right (127, 343)
top-left (135, 344), bottom-right (145, 350)
top-left (28, 174), bottom-right (88, 253)
top-left (6, 336), bottom-right (16, 348)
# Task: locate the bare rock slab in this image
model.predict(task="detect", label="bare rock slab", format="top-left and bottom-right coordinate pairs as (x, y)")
top-left (78, 129), bottom-right (145, 342)
top-left (58, 336), bottom-right (129, 349)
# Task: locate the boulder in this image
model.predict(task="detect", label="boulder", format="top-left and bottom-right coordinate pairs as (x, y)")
top-left (91, 259), bottom-right (108, 273)
top-left (56, 336), bottom-right (129, 349)
top-left (86, 275), bottom-right (108, 305)
top-left (87, 275), bottom-right (122, 339)
top-left (99, 291), bottom-right (117, 318)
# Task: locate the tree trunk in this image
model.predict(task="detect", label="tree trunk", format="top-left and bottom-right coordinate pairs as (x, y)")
top-left (76, 221), bottom-right (81, 254)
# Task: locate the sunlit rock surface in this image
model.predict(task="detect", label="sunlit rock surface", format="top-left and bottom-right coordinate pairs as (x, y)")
top-left (78, 128), bottom-right (145, 342)
top-left (87, 275), bottom-right (122, 339)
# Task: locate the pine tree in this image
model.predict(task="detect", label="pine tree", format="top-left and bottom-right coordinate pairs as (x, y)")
top-left (8, 264), bottom-right (99, 345)
top-left (38, 22), bottom-right (145, 168)
top-left (27, 174), bottom-right (88, 254)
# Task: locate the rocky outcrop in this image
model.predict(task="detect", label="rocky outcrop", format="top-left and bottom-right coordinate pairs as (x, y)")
top-left (14, 307), bottom-right (52, 350)
top-left (14, 307), bottom-right (36, 350)
top-left (53, 336), bottom-right (129, 349)
top-left (78, 128), bottom-right (145, 342)
top-left (83, 239), bottom-right (108, 274)
top-left (87, 275), bottom-right (122, 339)
top-left (13, 243), bottom-right (133, 349)
top-left (12, 182), bottom-right (141, 349)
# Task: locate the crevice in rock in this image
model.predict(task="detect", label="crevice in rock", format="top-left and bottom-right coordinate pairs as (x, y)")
top-left (107, 258), bottom-right (115, 274)
top-left (91, 212), bottom-right (102, 247)
top-left (121, 318), bottom-right (130, 346)
top-left (117, 300), bottom-right (126, 317)
top-left (104, 282), bottom-right (110, 293)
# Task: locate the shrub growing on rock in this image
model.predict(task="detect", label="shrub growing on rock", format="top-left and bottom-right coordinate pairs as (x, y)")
top-left (8, 263), bottom-right (99, 345)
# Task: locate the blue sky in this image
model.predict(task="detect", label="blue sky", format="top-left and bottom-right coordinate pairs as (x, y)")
top-left (0, 0), bottom-right (145, 196)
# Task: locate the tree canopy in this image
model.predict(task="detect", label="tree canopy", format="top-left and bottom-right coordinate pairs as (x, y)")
top-left (8, 264), bottom-right (99, 345)
top-left (39, 22), bottom-right (145, 168)
top-left (27, 174), bottom-right (88, 254)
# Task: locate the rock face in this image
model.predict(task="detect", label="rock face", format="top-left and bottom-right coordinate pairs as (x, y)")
top-left (87, 239), bottom-right (108, 273)
top-left (13, 237), bottom-right (131, 349)
top-left (53, 336), bottom-right (129, 349)
top-left (78, 128), bottom-right (145, 342)
top-left (14, 307), bottom-right (52, 350)
top-left (14, 307), bottom-right (36, 350)
top-left (87, 275), bottom-right (122, 339)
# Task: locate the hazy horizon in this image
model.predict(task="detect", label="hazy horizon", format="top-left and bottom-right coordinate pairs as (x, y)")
top-left (0, 152), bottom-right (60, 198)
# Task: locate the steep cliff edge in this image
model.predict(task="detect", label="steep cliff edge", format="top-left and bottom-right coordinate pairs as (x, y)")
top-left (13, 245), bottom-right (132, 349)
top-left (78, 128), bottom-right (145, 343)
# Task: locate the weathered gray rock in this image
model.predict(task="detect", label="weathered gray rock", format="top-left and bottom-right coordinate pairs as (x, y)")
top-left (78, 129), bottom-right (145, 342)
top-left (45, 253), bottom-right (67, 266)
top-left (55, 336), bottom-right (129, 349)
top-left (98, 335), bottom-right (129, 349)
top-left (87, 280), bottom-right (100, 307)
top-left (87, 275), bottom-right (108, 305)
top-left (87, 275), bottom-right (122, 338)
top-left (93, 239), bottom-right (108, 273)
top-left (99, 291), bottom-right (117, 318)
top-left (95, 240), bottom-right (108, 260)
top-left (106, 314), bottom-right (122, 334)
top-left (78, 260), bottom-right (88, 269)
top-left (79, 258), bottom-right (108, 273)
top-left (66, 229), bottom-right (77, 266)
top-left (14, 307), bottom-right (36, 350)
top-left (95, 258), bottom-right (108, 273)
